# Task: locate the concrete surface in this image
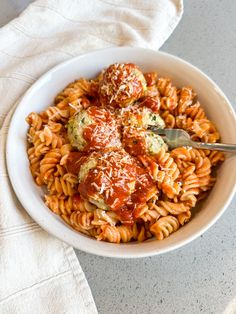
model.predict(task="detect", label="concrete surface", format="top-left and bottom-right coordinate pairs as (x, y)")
top-left (1, 1), bottom-right (236, 313)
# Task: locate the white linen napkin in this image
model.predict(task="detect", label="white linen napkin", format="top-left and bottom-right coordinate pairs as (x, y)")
top-left (0, 0), bottom-right (183, 313)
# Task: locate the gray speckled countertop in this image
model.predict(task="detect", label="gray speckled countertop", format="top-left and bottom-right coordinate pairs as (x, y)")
top-left (2, 1), bottom-right (236, 313)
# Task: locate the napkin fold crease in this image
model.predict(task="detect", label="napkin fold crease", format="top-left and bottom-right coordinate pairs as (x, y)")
top-left (0, 1), bottom-right (183, 313)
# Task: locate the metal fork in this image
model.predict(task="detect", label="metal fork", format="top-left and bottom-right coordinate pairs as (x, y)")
top-left (148, 126), bottom-right (236, 153)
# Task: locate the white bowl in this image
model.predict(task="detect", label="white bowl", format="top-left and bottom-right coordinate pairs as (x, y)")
top-left (6, 47), bottom-right (236, 258)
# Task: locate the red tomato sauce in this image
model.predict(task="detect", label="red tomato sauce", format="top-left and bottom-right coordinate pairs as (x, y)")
top-left (66, 152), bottom-right (87, 175)
top-left (122, 127), bottom-right (148, 156)
top-left (144, 72), bottom-right (157, 86)
top-left (82, 106), bottom-right (120, 151)
top-left (139, 96), bottom-right (160, 113)
top-left (115, 168), bottom-right (155, 224)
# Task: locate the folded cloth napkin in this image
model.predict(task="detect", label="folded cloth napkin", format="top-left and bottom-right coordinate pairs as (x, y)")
top-left (0, 0), bottom-right (183, 313)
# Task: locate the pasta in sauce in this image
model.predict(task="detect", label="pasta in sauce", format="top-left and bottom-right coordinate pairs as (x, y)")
top-left (26, 63), bottom-right (224, 243)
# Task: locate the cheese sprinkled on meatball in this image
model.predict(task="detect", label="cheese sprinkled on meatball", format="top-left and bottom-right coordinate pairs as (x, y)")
top-left (99, 63), bottom-right (147, 108)
top-left (118, 103), bottom-right (165, 129)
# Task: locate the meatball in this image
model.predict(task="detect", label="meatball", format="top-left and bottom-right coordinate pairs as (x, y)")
top-left (66, 149), bottom-right (157, 223)
top-left (118, 104), bottom-right (165, 129)
top-left (67, 106), bottom-right (121, 151)
top-left (77, 150), bottom-right (138, 211)
top-left (99, 63), bottom-right (147, 108)
top-left (122, 126), bottom-right (165, 156)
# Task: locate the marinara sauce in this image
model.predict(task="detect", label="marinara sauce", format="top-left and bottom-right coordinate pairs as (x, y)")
top-left (82, 106), bottom-right (121, 151)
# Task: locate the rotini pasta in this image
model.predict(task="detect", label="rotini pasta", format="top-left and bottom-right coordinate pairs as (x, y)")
top-left (150, 216), bottom-right (180, 240)
top-left (26, 63), bottom-right (224, 243)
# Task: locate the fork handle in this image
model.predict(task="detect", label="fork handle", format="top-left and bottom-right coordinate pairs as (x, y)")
top-left (192, 141), bottom-right (236, 153)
